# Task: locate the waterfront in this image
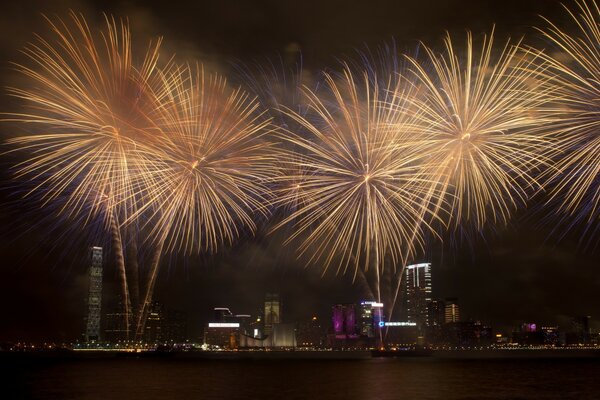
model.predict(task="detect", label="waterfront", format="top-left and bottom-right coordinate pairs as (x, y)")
top-left (3, 355), bottom-right (600, 400)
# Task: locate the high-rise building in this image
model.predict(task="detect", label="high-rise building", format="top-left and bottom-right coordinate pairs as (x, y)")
top-left (358, 301), bottom-right (384, 338)
top-left (444, 298), bottom-right (460, 323)
top-left (404, 263), bottom-right (432, 330)
top-left (85, 247), bottom-right (103, 342)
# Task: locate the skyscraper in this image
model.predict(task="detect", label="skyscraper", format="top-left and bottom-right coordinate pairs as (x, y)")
top-left (404, 263), bottom-right (432, 331)
top-left (359, 301), bottom-right (384, 338)
top-left (85, 247), bottom-right (103, 342)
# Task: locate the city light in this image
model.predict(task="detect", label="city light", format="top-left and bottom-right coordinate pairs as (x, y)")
top-left (208, 323), bottom-right (240, 328)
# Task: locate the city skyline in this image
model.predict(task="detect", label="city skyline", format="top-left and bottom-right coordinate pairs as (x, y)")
top-left (1, 2), bottom-right (599, 400)
top-left (0, 0), bottom-right (599, 344)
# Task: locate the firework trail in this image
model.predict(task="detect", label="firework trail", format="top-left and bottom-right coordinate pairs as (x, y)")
top-left (4, 12), bottom-right (169, 336)
top-left (130, 63), bottom-right (276, 337)
top-left (532, 0), bottom-right (600, 244)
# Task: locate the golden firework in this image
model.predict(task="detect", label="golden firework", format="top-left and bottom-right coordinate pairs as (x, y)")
top-left (272, 63), bottom-right (439, 286)
top-left (533, 0), bottom-right (600, 232)
top-left (404, 28), bottom-right (557, 231)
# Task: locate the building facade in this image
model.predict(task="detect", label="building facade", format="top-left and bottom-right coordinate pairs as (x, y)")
top-left (85, 247), bottom-right (103, 342)
top-left (404, 263), bottom-right (432, 331)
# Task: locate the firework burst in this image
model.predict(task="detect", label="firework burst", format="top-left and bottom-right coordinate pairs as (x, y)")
top-left (130, 63), bottom-right (276, 336)
top-left (4, 12), bottom-right (170, 336)
top-left (403, 28), bottom-right (557, 232)
top-left (533, 0), bottom-right (600, 243)
top-left (272, 62), bottom-right (439, 295)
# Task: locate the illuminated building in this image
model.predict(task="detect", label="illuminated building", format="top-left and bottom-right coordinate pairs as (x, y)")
top-left (332, 304), bottom-right (358, 338)
top-left (359, 301), bottom-right (384, 338)
top-left (272, 323), bottom-right (297, 347)
top-left (403, 263), bottom-right (432, 331)
top-left (85, 246), bottom-right (103, 342)
top-left (444, 298), bottom-right (460, 323)
top-left (264, 293), bottom-right (280, 340)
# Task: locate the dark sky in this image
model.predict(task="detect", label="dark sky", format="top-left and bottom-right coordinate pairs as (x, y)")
top-left (0, 0), bottom-right (598, 342)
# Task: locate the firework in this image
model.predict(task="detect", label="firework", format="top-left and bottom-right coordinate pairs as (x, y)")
top-left (533, 0), bottom-right (600, 242)
top-left (4, 12), bottom-right (169, 336)
top-left (403, 28), bottom-right (557, 232)
top-left (130, 63), bottom-right (276, 336)
top-left (272, 62), bottom-right (440, 304)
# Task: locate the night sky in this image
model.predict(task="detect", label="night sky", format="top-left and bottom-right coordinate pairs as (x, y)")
top-left (0, 0), bottom-right (598, 342)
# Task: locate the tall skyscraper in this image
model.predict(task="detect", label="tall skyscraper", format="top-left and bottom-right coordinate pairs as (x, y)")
top-left (85, 247), bottom-right (103, 342)
top-left (404, 263), bottom-right (432, 330)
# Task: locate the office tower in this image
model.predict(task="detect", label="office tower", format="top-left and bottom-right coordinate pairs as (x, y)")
top-left (404, 263), bottom-right (432, 330)
top-left (85, 246), bottom-right (103, 342)
top-left (444, 298), bottom-right (460, 323)
top-left (358, 301), bottom-right (383, 338)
